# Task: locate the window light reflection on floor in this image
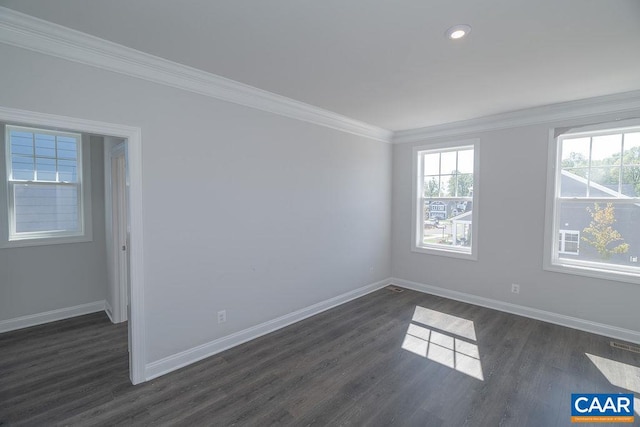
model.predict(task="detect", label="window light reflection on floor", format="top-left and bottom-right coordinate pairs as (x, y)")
top-left (401, 306), bottom-right (484, 381)
top-left (586, 353), bottom-right (640, 416)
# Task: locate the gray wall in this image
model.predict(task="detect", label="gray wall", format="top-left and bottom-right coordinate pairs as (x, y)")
top-left (0, 44), bottom-right (393, 362)
top-left (0, 132), bottom-right (108, 320)
top-left (391, 113), bottom-right (640, 332)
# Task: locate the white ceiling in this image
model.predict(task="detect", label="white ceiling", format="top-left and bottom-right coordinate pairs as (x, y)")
top-left (1, 0), bottom-right (639, 131)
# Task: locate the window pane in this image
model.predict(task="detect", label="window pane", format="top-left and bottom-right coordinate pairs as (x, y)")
top-left (13, 183), bottom-right (79, 233)
top-left (560, 168), bottom-right (588, 197)
top-left (422, 198), bottom-right (472, 247)
top-left (591, 134), bottom-right (622, 165)
top-left (424, 176), bottom-right (440, 198)
top-left (423, 201), bottom-right (444, 244)
top-left (58, 159), bottom-right (78, 182)
top-left (565, 233), bottom-right (579, 243)
top-left (623, 132), bottom-right (640, 166)
top-left (424, 153), bottom-right (440, 175)
top-left (440, 174), bottom-right (454, 197)
top-left (561, 137), bottom-right (590, 197)
top-left (557, 200), bottom-right (637, 268)
top-left (35, 134), bottom-right (56, 157)
top-left (440, 151), bottom-right (456, 175)
top-left (454, 222), bottom-right (472, 247)
top-left (456, 174), bottom-right (473, 197)
top-left (425, 200), bottom-right (446, 220)
top-left (57, 139), bottom-right (78, 160)
top-left (10, 133), bottom-right (34, 156)
top-left (561, 137), bottom-right (590, 166)
top-left (563, 232), bottom-right (580, 254)
top-left (11, 155), bottom-right (34, 180)
top-left (621, 166), bottom-right (640, 197)
top-left (36, 157), bottom-right (57, 181)
top-left (565, 241), bottom-right (579, 253)
top-left (457, 149), bottom-right (474, 174)
top-left (588, 167), bottom-right (619, 193)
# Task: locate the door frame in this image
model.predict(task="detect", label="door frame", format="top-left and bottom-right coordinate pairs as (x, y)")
top-left (0, 106), bottom-right (147, 385)
top-left (110, 142), bottom-right (128, 324)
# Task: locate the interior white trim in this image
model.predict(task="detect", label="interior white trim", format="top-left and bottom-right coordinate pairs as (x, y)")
top-left (542, 124), bottom-right (640, 285)
top-left (390, 277), bottom-right (640, 345)
top-left (394, 91), bottom-right (640, 144)
top-left (0, 6), bottom-right (392, 143)
top-left (0, 300), bottom-right (105, 333)
top-left (3, 5), bottom-right (638, 145)
top-left (145, 278), bottom-right (391, 381)
top-left (0, 105), bottom-right (147, 385)
top-left (411, 139), bottom-right (480, 261)
top-left (105, 300), bottom-right (114, 323)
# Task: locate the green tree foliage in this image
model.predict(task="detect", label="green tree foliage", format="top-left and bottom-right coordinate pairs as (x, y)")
top-left (581, 203), bottom-right (629, 259)
top-left (563, 146), bottom-right (640, 196)
top-left (425, 177), bottom-right (439, 198)
top-left (447, 172), bottom-right (473, 197)
top-left (622, 146), bottom-right (640, 196)
top-left (562, 152), bottom-right (588, 177)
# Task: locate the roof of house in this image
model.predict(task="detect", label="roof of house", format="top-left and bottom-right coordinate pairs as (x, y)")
top-left (450, 211), bottom-right (472, 222)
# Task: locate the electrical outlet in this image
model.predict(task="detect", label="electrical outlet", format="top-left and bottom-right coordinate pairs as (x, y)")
top-left (511, 283), bottom-right (520, 294)
top-left (217, 310), bottom-right (226, 324)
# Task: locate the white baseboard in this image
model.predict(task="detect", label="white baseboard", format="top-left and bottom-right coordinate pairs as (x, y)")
top-left (390, 277), bottom-right (640, 345)
top-left (145, 279), bottom-right (391, 381)
top-left (0, 300), bottom-right (106, 333)
top-left (105, 301), bottom-right (114, 323)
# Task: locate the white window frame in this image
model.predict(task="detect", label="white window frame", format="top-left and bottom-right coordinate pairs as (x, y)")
top-left (1, 124), bottom-right (93, 248)
top-left (543, 120), bottom-right (640, 284)
top-left (558, 229), bottom-right (580, 255)
top-left (411, 139), bottom-right (480, 260)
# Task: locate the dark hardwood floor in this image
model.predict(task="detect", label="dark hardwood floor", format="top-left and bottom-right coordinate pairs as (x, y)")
top-left (1, 287), bottom-right (639, 426)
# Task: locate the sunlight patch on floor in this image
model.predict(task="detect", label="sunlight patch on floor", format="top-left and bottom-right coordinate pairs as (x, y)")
top-left (402, 306), bottom-right (483, 381)
top-left (586, 353), bottom-right (640, 416)
top-left (411, 305), bottom-right (476, 341)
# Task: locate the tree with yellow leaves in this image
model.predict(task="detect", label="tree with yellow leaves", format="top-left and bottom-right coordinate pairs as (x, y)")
top-left (581, 203), bottom-right (629, 260)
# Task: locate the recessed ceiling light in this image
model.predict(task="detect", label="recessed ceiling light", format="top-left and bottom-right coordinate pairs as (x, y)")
top-left (446, 24), bottom-right (471, 40)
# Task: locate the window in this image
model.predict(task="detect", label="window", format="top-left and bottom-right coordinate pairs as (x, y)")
top-left (546, 121), bottom-right (640, 281)
top-left (3, 125), bottom-right (91, 246)
top-left (412, 140), bottom-right (479, 259)
top-left (558, 230), bottom-right (580, 255)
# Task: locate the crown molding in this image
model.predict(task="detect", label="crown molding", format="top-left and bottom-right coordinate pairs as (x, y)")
top-left (3, 6), bottom-right (637, 146)
top-left (0, 6), bottom-right (393, 143)
top-left (393, 90), bottom-right (640, 144)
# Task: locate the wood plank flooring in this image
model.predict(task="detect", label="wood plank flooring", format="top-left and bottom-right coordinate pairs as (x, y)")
top-left (1, 288), bottom-right (639, 426)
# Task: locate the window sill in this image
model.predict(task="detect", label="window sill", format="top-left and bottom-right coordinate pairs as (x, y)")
top-left (544, 261), bottom-right (640, 285)
top-left (412, 245), bottom-right (477, 261)
top-left (1, 234), bottom-right (93, 249)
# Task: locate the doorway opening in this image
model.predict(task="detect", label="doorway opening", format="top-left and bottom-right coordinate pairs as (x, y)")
top-left (0, 106), bottom-right (146, 384)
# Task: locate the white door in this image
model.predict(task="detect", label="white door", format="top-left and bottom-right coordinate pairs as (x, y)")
top-left (111, 144), bottom-right (129, 323)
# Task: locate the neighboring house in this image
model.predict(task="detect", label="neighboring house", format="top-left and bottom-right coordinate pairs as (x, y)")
top-left (450, 210), bottom-right (472, 246)
top-left (424, 202), bottom-right (473, 246)
top-left (559, 170), bottom-right (640, 267)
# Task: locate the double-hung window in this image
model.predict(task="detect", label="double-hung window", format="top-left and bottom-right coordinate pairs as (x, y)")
top-left (558, 230), bottom-right (580, 255)
top-left (412, 140), bottom-right (479, 259)
top-left (546, 121), bottom-right (640, 281)
top-left (3, 125), bottom-right (91, 246)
